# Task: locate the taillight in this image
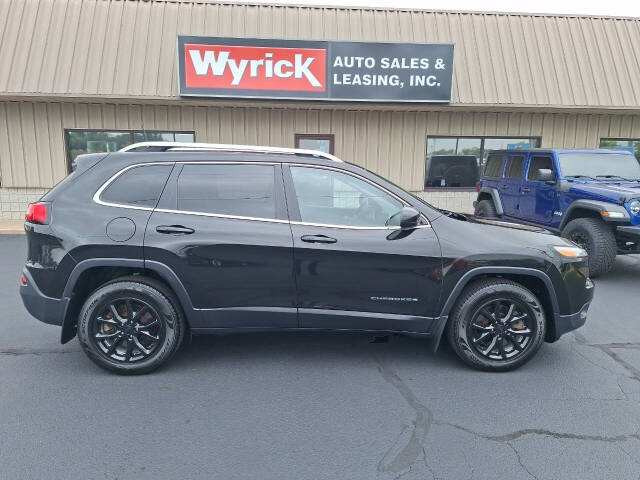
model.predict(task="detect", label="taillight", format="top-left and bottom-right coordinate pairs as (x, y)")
top-left (25, 203), bottom-right (48, 224)
top-left (20, 274), bottom-right (27, 286)
top-left (476, 182), bottom-right (482, 191)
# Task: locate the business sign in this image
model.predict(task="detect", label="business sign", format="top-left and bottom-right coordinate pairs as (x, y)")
top-left (178, 36), bottom-right (454, 103)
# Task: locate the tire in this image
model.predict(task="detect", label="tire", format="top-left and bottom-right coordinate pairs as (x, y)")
top-left (77, 277), bottom-right (186, 375)
top-left (446, 278), bottom-right (546, 371)
top-left (560, 218), bottom-right (616, 277)
top-left (474, 199), bottom-right (498, 219)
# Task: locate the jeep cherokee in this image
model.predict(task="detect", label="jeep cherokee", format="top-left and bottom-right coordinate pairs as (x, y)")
top-left (20, 142), bottom-right (593, 374)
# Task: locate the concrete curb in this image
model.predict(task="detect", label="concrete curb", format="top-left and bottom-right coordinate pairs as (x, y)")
top-left (0, 220), bottom-right (24, 235)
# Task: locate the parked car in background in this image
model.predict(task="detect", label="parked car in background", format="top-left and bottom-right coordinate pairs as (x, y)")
top-left (425, 155), bottom-right (479, 188)
top-left (20, 143), bottom-right (593, 374)
top-left (474, 149), bottom-right (640, 276)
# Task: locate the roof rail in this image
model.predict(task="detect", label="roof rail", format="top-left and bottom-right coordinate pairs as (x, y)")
top-left (118, 141), bottom-right (343, 162)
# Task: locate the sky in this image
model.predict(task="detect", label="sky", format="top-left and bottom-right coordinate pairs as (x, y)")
top-left (248, 0), bottom-right (640, 17)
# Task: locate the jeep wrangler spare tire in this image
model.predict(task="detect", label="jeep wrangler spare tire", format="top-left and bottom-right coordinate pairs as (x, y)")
top-left (561, 218), bottom-right (616, 277)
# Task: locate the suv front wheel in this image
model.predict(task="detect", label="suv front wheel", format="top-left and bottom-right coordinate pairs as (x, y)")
top-left (77, 277), bottom-right (186, 374)
top-left (446, 279), bottom-right (546, 371)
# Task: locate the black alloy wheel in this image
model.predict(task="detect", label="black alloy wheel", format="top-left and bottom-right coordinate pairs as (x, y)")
top-left (77, 278), bottom-right (186, 374)
top-left (468, 298), bottom-right (534, 361)
top-left (91, 298), bottom-right (165, 363)
top-left (447, 278), bottom-right (546, 371)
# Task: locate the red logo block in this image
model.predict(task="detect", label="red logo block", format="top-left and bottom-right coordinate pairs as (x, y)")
top-left (184, 44), bottom-right (327, 92)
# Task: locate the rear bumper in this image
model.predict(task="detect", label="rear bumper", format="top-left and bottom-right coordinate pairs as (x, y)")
top-left (19, 269), bottom-right (68, 326)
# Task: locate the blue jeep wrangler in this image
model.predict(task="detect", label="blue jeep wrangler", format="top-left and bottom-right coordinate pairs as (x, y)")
top-left (474, 149), bottom-right (640, 276)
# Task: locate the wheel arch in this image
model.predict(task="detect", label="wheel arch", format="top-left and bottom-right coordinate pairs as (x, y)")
top-left (60, 259), bottom-right (195, 344)
top-left (477, 187), bottom-right (504, 216)
top-left (560, 199), bottom-right (629, 230)
top-left (432, 267), bottom-right (560, 349)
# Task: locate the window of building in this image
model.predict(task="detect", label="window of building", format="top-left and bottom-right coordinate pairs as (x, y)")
top-left (100, 165), bottom-right (173, 208)
top-left (295, 134), bottom-right (334, 154)
top-left (425, 136), bottom-right (541, 189)
top-left (65, 130), bottom-right (195, 170)
top-left (290, 166), bottom-right (403, 227)
top-left (527, 156), bottom-right (555, 181)
top-left (505, 155), bottom-right (526, 179)
top-left (176, 164), bottom-right (277, 219)
top-left (600, 138), bottom-right (640, 162)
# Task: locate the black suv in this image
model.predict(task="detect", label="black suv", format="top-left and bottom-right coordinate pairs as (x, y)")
top-left (20, 142), bottom-right (593, 374)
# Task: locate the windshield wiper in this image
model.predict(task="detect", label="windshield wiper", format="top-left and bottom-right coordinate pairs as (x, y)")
top-left (565, 175), bottom-right (595, 180)
top-left (596, 175), bottom-right (632, 181)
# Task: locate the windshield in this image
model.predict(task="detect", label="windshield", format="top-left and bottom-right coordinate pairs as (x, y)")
top-left (558, 153), bottom-right (640, 180)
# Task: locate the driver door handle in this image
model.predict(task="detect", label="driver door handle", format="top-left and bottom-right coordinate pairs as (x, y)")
top-left (301, 234), bottom-right (337, 244)
top-left (521, 187), bottom-right (531, 194)
top-left (156, 225), bottom-right (195, 235)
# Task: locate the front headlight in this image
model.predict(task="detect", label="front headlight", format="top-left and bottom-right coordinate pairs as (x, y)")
top-left (553, 245), bottom-right (588, 258)
top-left (629, 200), bottom-right (640, 216)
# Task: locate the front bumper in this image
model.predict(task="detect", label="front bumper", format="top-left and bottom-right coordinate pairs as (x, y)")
top-left (617, 225), bottom-right (640, 240)
top-left (19, 269), bottom-right (68, 326)
top-left (554, 300), bottom-right (591, 340)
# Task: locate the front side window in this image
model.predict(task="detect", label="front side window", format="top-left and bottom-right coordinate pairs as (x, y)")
top-left (66, 130), bottom-right (195, 170)
top-left (527, 156), bottom-right (555, 181)
top-left (290, 167), bottom-right (403, 227)
top-left (176, 164), bottom-right (277, 219)
top-left (425, 137), bottom-right (541, 189)
top-left (600, 138), bottom-right (640, 162)
top-left (100, 164), bottom-right (173, 208)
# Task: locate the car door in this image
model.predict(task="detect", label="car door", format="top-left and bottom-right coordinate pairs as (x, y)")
top-left (283, 163), bottom-right (442, 333)
top-left (519, 154), bottom-right (559, 225)
top-left (501, 154), bottom-right (526, 218)
top-left (144, 160), bottom-right (297, 330)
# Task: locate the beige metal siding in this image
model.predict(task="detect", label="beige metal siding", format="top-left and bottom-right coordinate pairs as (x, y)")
top-left (1, 0), bottom-right (640, 108)
top-left (1, 100), bottom-right (640, 189)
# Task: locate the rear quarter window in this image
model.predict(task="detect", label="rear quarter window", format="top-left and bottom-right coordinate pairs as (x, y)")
top-left (483, 154), bottom-right (505, 178)
top-left (100, 164), bottom-right (173, 208)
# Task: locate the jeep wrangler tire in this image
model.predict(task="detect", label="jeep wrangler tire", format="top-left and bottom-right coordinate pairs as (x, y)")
top-left (561, 218), bottom-right (616, 277)
top-left (474, 199), bottom-right (498, 219)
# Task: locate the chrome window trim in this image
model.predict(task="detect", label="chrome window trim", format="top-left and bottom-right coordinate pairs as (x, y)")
top-left (288, 163), bottom-right (432, 229)
top-left (93, 161), bottom-right (431, 229)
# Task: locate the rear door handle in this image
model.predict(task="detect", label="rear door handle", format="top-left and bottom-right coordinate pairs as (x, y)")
top-left (301, 234), bottom-right (337, 244)
top-left (501, 184), bottom-right (509, 190)
top-left (521, 187), bottom-right (531, 194)
top-left (156, 225), bottom-right (195, 235)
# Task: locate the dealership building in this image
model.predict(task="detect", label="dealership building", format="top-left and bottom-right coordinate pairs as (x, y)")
top-left (1, 0), bottom-right (640, 219)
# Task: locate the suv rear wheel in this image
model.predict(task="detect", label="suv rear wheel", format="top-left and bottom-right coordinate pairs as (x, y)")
top-left (560, 218), bottom-right (616, 277)
top-left (77, 277), bottom-right (186, 375)
top-left (446, 279), bottom-right (546, 371)
top-left (474, 199), bottom-right (498, 218)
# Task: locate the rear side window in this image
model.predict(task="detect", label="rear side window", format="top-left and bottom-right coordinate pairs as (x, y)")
top-left (100, 164), bottom-right (172, 208)
top-left (528, 156), bottom-right (555, 181)
top-left (505, 155), bottom-right (525, 179)
top-left (484, 154), bottom-right (505, 178)
top-left (176, 164), bottom-right (276, 219)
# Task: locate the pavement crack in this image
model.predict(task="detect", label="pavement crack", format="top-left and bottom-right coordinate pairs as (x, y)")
top-left (0, 347), bottom-right (81, 356)
top-left (506, 442), bottom-right (538, 480)
top-left (441, 423), bottom-right (640, 443)
top-left (372, 352), bottom-right (434, 475)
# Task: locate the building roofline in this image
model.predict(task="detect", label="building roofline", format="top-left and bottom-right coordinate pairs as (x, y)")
top-left (144, 0), bottom-right (640, 22)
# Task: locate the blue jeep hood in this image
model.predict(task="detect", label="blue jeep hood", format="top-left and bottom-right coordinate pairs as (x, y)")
top-left (569, 181), bottom-right (640, 203)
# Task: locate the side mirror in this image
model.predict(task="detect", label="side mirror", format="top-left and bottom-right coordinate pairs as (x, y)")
top-left (399, 207), bottom-right (421, 230)
top-left (537, 168), bottom-right (555, 183)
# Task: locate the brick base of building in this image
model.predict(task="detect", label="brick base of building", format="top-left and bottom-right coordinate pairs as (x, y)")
top-left (0, 187), bottom-right (49, 220)
top-left (0, 187), bottom-right (475, 220)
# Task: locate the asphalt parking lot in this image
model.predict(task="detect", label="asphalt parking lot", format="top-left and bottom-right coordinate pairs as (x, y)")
top-left (1, 234), bottom-right (639, 480)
